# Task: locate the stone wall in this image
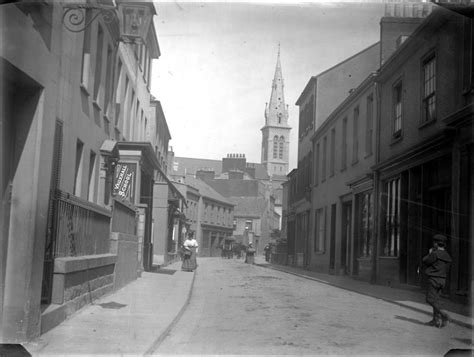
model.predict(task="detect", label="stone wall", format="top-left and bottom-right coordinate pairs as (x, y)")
top-left (41, 254), bottom-right (116, 334)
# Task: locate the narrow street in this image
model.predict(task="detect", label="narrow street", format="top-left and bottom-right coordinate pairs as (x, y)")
top-left (154, 258), bottom-right (471, 356)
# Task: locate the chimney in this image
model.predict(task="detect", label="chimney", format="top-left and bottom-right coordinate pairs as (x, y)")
top-left (380, 2), bottom-right (433, 66)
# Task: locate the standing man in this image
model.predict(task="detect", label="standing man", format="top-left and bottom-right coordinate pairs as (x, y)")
top-left (264, 244), bottom-right (271, 262)
top-left (422, 234), bottom-right (452, 328)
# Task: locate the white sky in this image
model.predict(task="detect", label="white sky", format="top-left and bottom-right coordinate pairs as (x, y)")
top-left (150, 1), bottom-right (386, 170)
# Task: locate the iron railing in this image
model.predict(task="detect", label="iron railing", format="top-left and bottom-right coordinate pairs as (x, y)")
top-left (53, 190), bottom-right (112, 257)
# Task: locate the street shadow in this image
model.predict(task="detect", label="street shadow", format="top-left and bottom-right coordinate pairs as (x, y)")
top-left (98, 301), bottom-right (127, 309)
top-left (0, 344), bottom-right (31, 356)
top-left (453, 338), bottom-right (472, 346)
top-left (395, 315), bottom-right (429, 326)
top-left (444, 349), bottom-right (473, 357)
top-left (150, 266), bottom-right (177, 275)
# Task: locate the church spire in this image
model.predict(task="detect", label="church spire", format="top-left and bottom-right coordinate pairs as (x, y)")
top-left (265, 43), bottom-right (288, 126)
top-left (261, 44), bottom-right (291, 176)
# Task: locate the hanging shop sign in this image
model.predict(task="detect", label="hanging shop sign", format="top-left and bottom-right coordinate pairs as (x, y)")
top-left (113, 163), bottom-right (137, 202)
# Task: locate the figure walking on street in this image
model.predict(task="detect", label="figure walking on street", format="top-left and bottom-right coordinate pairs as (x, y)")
top-left (264, 244), bottom-right (271, 262)
top-left (245, 243), bottom-right (256, 264)
top-left (182, 231), bottom-right (199, 272)
top-left (422, 234), bottom-right (452, 328)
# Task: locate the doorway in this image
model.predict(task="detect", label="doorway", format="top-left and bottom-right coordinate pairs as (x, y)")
top-left (341, 201), bottom-right (352, 274)
top-left (329, 204), bottom-right (336, 270)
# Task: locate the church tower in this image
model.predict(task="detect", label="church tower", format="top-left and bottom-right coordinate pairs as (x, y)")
top-left (261, 45), bottom-right (291, 177)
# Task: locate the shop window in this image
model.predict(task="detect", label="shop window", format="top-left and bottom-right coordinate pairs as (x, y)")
top-left (383, 177), bottom-right (401, 256)
top-left (357, 192), bottom-right (373, 258)
top-left (314, 208), bottom-right (325, 252)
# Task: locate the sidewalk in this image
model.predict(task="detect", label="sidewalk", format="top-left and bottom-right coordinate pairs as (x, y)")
top-left (254, 256), bottom-right (473, 330)
top-left (24, 260), bottom-right (195, 356)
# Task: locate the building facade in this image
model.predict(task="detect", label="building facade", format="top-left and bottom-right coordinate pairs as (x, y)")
top-left (170, 154), bottom-right (281, 252)
top-left (291, 42), bottom-right (381, 268)
top-left (0, 0), bottom-right (174, 342)
top-left (184, 176), bottom-right (235, 257)
top-left (310, 74), bottom-right (377, 280)
top-left (373, 7), bottom-right (472, 297)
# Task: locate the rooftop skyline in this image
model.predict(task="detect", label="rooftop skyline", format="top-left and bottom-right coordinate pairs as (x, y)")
top-left (150, 1), bottom-right (386, 170)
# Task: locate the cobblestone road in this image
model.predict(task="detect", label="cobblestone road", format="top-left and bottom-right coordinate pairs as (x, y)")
top-left (154, 258), bottom-right (472, 355)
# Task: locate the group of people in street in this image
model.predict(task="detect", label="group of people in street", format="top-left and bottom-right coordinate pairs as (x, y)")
top-left (180, 235), bottom-right (261, 269)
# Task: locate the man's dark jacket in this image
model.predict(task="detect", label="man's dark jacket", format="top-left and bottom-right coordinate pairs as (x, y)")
top-left (423, 249), bottom-right (452, 278)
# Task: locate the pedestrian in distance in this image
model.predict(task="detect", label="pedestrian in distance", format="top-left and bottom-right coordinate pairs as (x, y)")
top-left (264, 244), bottom-right (271, 262)
top-left (422, 234), bottom-right (452, 328)
top-left (245, 243), bottom-right (256, 264)
top-left (182, 231), bottom-right (198, 272)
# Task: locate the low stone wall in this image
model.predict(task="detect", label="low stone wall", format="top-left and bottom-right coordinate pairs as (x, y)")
top-left (110, 232), bottom-right (139, 290)
top-left (42, 254), bottom-right (116, 334)
top-left (51, 254), bottom-right (116, 305)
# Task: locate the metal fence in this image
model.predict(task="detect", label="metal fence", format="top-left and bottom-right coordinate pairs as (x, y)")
top-left (53, 190), bottom-right (112, 257)
top-left (111, 198), bottom-right (137, 235)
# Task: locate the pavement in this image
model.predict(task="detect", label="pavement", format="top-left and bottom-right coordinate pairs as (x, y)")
top-left (24, 260), bottom-right (196, 356)
top-left (23, 255), bottom-right (472, 355)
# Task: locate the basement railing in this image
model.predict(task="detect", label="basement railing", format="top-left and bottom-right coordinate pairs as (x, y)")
top-left (53, 190), bottom-right (112, 257)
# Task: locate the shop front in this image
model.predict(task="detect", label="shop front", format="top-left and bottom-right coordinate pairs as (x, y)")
top-left (115, 142), bottom-right (160, 272)
top-left (375, 134), bottom-right (470, 299)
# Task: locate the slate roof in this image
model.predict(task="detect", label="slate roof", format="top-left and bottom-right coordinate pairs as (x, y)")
top-left (185, 176), bottom-right (234, 206)
top-left (229, 196), bottom-right (267, 218)
top-left (173, 156), bottom-right (270, 180)
top-left (173, 157), bottom-right (222, 176)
